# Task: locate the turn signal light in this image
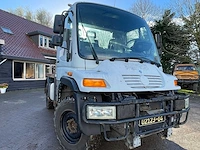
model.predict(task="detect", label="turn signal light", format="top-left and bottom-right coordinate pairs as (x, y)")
top-left (174, 80), bottom-right (178, 86)
top-left (67, 72), bottom-right (73, 76)
top-left (83, 78), bottom-right (106, 87)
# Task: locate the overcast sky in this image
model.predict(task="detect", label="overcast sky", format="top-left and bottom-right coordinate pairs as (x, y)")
top-left (1, 0), bottom-right (171, 15)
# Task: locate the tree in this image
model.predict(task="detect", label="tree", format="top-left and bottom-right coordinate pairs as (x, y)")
top-left (152, 10), bottom-right (191, 73)
top-left (15, 7), bottom-right (24, 17)
top-left (8, 7), bottom-right (52, 27)
top-left (171, 0), bottom-right (200, 63)
top-left (171, 0), bottom-right (200, 17)
top-left (182, 2), bottom-right (200, 63)
top-left (35, 9), bottom-right (52, 27)
top-left (24, 8), bottom-right (34, 21)
top-left (130, 0), bottom-right (162, 21)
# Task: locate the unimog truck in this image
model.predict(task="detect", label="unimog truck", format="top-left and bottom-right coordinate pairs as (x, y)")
top-left (45, 2), bottom-right (190, 150)
top-left (173, 63), bottom-right (199, 91)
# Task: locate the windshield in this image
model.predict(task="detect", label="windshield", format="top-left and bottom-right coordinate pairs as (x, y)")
top-left (176, 66), bottom-right (196, 71)
top-left (77, 3), bottom-right (160, 64)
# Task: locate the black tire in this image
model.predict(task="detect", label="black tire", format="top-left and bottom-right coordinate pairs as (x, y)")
top-left (54, 98), bottom-right (89, 150)
top-left (46, 96), bottom-right (54, 109)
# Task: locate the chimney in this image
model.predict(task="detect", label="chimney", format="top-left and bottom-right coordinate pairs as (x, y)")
top-left (0, 39), bottom-right (5, 53)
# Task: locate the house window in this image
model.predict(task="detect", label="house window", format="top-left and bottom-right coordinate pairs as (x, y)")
top-left (39, 35), bottom-right (56, 50)
top-left (46, 64), bottom-right (55, 75)
top-left (49, 39), bottom-right (54, 48)
top-left (13, 61), bottom-right (45, 80)
top-left (1, 26), bottom-right (13, 34)
top-left (36, 64), bottom-right (44, 78)
top-left (44, 37), bottom-right (47, 47)
top-left (40, 35), bottom-right (43, 46)
top-left (14, 62), bottom-right (24, 78)
top-left (26, 63), bottom-right (35, 79)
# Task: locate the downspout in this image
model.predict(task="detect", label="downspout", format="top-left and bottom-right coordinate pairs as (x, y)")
top-left (0, 59), bottom-right (7, 65)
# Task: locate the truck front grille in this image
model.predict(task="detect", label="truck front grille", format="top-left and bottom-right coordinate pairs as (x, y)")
top-left (122, 75), bottom-right (163, 88)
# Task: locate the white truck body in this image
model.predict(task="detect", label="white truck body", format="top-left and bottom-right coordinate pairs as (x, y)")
top-left (45, 2), bottom-right (190, 150)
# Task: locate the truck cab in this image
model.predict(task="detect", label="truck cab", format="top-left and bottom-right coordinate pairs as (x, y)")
top-left (45, 2), bottom-right (190, 150)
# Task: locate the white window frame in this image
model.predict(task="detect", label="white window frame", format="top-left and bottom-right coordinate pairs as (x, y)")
top-left (39, 35), bottom-right (44, 47)
top-left (12, 60), bottom-right (46, 81)
top-left (39, 35), bottom-right (56, 50)
top-left (45, 64), bottom-right (56, 75)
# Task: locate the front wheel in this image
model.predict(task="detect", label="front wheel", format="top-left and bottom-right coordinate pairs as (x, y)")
top-left (54, 98), bottom-right (89, 150)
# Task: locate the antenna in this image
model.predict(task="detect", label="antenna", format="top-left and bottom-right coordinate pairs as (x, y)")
top-left (114, 0), bottom-right (116, 7)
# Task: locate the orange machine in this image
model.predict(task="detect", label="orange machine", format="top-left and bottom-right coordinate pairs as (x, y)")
top-left (173, 64), bottom-right (199, 91)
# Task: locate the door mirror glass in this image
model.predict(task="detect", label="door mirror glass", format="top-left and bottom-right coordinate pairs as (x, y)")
top-left (53, 15), bottom-right (65, 34)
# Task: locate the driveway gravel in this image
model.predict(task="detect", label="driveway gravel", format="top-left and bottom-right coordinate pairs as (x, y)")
top-left (0, 89), bottom-right (199, 150)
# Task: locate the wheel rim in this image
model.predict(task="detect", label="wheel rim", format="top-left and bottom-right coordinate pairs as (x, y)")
top-left (61, 111), bottom-right (81, 144)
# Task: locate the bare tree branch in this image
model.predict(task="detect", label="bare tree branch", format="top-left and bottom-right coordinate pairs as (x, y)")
top-left (130, 0), bottom-right (163, 21)
top-left (35, 9), bottom-right (52, 27)
top-left (8, 7), bottom-right (53, 27)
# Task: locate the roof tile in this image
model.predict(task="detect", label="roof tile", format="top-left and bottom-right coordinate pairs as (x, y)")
top-left (0, 9), bottom-right (56, 62)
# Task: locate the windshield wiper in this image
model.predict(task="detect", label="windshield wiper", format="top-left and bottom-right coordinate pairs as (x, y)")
top-left (110, 57), bottom-right (129, 62)
top-left (89, 44), bottom-right (99, 64)
top-left (140, 57), bottom-right (161, 67)
top-left (82, 26), bottom-right (99, 64)
top-left (79, 13), bottom-right (99, 64)
top-left (110, 57), bottom-right (161, 67)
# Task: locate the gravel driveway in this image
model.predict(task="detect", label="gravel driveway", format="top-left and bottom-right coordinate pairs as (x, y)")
top-left (0, 89), bottom-right (199, 150)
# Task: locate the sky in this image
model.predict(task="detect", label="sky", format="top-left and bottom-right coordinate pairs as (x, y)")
top-left (0, 0), bottom-right (172, 16)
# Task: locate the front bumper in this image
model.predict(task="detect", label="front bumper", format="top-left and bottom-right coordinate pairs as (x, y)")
top-left (82, 94), bottom-right (189, 124)
top-left (76, 93), bottom-right (190, 141)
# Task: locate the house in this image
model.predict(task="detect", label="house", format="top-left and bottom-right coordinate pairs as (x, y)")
top-left (0, 9), bottom-right (56, 91)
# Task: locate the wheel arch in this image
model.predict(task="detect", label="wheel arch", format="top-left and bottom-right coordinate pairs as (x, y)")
top-left (58, 76), bottom-right (80, 103)
top-left (60, 76), bottom-right (80, 92)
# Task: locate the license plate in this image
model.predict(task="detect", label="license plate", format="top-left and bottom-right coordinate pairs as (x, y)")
top-left (139, 116), bottom-right (165, 126)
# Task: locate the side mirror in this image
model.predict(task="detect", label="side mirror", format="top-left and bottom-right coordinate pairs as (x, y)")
top-left (51, 35), bottom-right (63, 46)
top-left (154, 33), bottom-right (162, 55)
top-left (154, 33), bottom-right (162, 49)
top-left (53, 15), bottom-right (65, 34)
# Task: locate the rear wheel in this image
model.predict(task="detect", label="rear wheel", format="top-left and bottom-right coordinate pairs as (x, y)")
top-left (54, 98), bottom-right (89, 150)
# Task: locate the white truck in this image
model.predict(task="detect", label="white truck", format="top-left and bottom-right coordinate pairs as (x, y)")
top-left (45, 2), bottom-right (190, 150)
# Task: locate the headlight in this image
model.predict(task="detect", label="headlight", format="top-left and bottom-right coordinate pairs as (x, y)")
top-left (87, 106), bottom-right (116, 120)
top-left (174, 98), bottom-right (190, 110)
top-left (185, 98), bottom-right (189, 109)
